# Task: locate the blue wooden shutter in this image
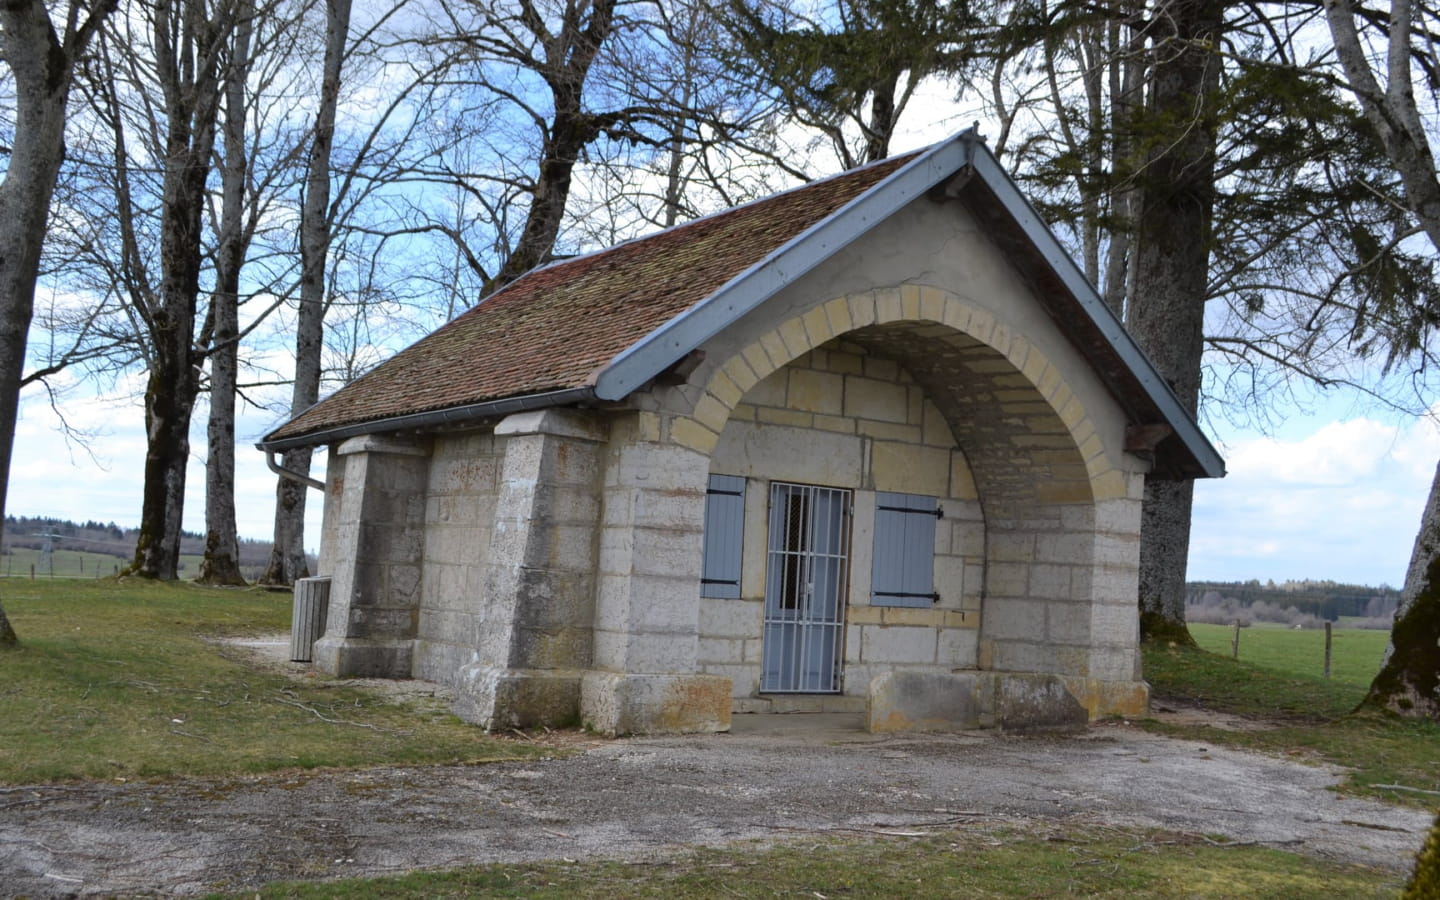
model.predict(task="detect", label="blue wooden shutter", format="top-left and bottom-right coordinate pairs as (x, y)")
top-left (871, 491), bottom-right (939, 607)
top-left (701, 474), bottom-right (746, 598)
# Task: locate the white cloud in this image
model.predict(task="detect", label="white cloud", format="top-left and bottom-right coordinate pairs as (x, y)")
top-left (1190, 412), bottom-right (1438, 586)
top-left (1220, 417), bottom-right (1397, 486)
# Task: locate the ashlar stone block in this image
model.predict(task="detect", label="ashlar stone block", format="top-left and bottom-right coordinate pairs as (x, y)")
top-left (581, 671), bottom-right (732, 736)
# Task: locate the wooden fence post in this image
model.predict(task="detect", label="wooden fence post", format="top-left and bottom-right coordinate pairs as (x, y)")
top-left (1231, 620), bottom-right (1241, 659)
top-left (1324, 621), bottom-right (1333, 679)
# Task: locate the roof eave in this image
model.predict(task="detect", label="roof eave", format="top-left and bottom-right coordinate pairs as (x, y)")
top-left (255, 386), bottom-right (597, 453)
top-left (960, 145), bottom-right (1225, 480)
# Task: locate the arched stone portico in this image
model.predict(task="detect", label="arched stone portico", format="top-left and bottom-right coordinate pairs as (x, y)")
top-left (597, 285), bottom-right (1150, 729)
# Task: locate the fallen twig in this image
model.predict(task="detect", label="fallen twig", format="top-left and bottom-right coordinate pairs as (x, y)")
top-left (1190, 835), bottom-right (1305, 848)
top-left (757, 824), bottom-right (940, 837)
top-left (271, 696), bottom-right (385, 731)
top-left (168, 728), bottom-right (213, 744)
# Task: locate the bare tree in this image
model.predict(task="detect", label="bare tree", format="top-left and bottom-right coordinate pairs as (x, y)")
top-left (73, 0), bottom-right (236, 580)
top-left (0, 0), bottom-right (117, 643)
top-left (259, 0), bottom-right (351, 586)
top-left (198, 0), bottom-right (255, 585)
top-left (419, 0), bottom-right (677, 293)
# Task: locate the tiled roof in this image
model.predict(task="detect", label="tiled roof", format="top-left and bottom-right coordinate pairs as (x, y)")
top-left (266, 155), bottom-right (914, 443)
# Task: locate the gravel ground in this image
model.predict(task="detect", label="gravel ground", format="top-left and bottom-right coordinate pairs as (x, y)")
top-left (1, 641), bottom-right (1430, 897)
top-left (2, 717), bottom-right (1429, 897)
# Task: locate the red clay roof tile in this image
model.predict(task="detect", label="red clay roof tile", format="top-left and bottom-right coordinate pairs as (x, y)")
top-left (266, 154), bottom-right (913, 443)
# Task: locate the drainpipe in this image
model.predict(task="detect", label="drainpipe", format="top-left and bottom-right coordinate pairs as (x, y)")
top-left (266, 450), bottom-right (325, 491)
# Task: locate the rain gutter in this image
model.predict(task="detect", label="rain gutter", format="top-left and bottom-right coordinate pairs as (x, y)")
top-left (254, 386), bottom-right (598, 486)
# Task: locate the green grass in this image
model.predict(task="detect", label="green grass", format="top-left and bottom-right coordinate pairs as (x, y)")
top-left (1189, 621), bottom-right (1391, 688)
top-left (216, 829), bottom-right (1400, 899)
top-left (1143, 639), bottom-right (1440, 806)
top-left (1146, 629), bottom-right (1371, 720)
top-left (0, 579), bottom-right (542, 782)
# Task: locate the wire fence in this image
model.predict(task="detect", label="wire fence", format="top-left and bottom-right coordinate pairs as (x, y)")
top-left (0, 549), bottom-right (267, 582)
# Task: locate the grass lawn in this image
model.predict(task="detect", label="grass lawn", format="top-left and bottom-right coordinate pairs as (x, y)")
top-left (0, 545), bottom-right (215, 579)
top-left (1142, 633), bottom-right (1440, 807)
top-left (0, 579), bottom-right (542, 782)
top-left (224, 828), bottom-right (1399, 899)
top-left (1, 581), bottom-right (1426, 897)
top-left (1188, 621), bottom-right (1390, 688)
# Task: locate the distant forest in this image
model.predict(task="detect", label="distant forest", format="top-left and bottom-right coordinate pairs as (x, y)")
top-left (1186, 579), bottom-right (1399, 630)
top-left (2, 515), bottom-right (275, 569)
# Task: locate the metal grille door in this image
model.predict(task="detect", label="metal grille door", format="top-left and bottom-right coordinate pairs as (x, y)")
top-left (761, 482), bottom-right (851, 693)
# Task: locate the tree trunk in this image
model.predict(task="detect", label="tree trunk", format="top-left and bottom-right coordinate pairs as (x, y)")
top-left (486, 105), bottom-right (601, 291)
top-left (0, 0), bottom-right (117, 634)
top-left (1100, 3), bottom-right (1144, 317)
top-left (135, 364), bottom-right (200, 579)
top-left (261, 0), bottom-right (352, 587)
top-left (260, 467), bottom-right (311, 585)
top-left (198, 2), bottom-right (253, 587)
top-left (1360, 460), bottom-right (1440, 719)
top-left (1126, 0), bottom-right (1222, 643)
top-left (129, 0), bottom-right (229, 580)
top-left (861, 71), bottom-right (899, 165)
top-left (1325, 0), bottom-right (1440, 721)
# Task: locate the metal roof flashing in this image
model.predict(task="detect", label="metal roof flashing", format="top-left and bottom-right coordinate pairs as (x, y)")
top-left (957, 147), bottom-right (1224, 479)
top-left (255, 386), bottom-right (596, 453)
top-left (592, 132), bottom-right (978, 403)
top-left (592, 128), bottom-right (1221, 480)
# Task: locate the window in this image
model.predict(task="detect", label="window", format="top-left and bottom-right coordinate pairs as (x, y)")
top-left (871, 491), bottom-right (940, 608)
top-left (700, 474), bottom-right (745, 598)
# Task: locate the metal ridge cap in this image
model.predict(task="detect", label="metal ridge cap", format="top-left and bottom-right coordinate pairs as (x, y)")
top-left (591, 133), bottom-right (979, 403)
top-left (254, 386), bottom-right (597, 453)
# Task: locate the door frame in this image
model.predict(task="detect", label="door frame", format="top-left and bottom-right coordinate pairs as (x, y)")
top-left (760, 481), bottom-right (852, 693)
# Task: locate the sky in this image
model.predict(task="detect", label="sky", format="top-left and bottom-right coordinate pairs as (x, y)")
top-left (7, 364), bottom-right (1437, 589)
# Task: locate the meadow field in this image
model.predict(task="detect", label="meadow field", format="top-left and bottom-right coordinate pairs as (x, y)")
top-left (0, 546), bottom-right (224, 580)
top-left (0, 579), bottom-right (538, 782)
top-left (1187, 621), bottom-right (1390, 688)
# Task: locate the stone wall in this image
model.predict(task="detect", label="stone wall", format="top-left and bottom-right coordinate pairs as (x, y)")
top-left (701, 342), bottom-right (984, 704)
top-left (412, 431), bottom-right (506, 683)
top-left (311, 435), bottom-right (430, 678)
top-left (665, 279), bottom-right (1153, 719)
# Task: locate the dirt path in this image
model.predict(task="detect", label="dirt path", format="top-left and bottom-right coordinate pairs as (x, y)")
top-left (1, 714), bottom-right (1429, 898)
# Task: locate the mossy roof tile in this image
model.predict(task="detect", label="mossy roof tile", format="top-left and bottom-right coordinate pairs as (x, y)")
top-left (268, 155), bottom-right (912, 443)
